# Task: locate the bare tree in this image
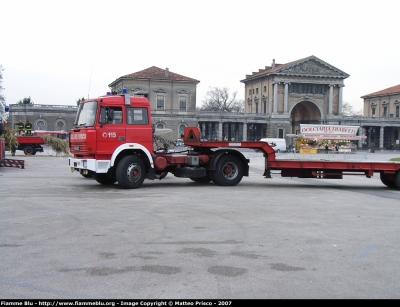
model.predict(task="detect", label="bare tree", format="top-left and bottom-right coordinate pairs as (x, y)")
top-left (342, 101), bottom-right (363, 116)
top-left (199, 87), bottom-right (244, 113)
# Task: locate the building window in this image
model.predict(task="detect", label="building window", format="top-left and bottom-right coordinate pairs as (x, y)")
top-left (278, 129), bottom-right (284, 138)
top-left (179, 95), bottom-right (187, 111)
top-left (396, 105), bottom-right (399, 118)
top-left (56, 120), bottom-right (65, 130)
top-left (156, 123), bottom-right (164, 129)
top-left (256, 88), bottom-right (259, 94)
top-left (255, 103), bottom-right (259, 114)
top-left (179, 124), bottom-right (186, 138)
top-left (264, 86), bottom-right (266, 92)
top-left (383, 106), bottom-right (388, 117)
top-left (372, 108), bottom-right (376, 117)
top-left (36, 120), bottom-right (46, 130)
top-left (249, 89), bottom-right (251, 95)
top-left (156, 95), bottom-right (165, 110)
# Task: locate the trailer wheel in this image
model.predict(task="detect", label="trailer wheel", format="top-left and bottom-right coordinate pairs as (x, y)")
top-left (212, 155), bottom-right (244, 186)
top-left (380, 173), bottom-right (396, 188)
top-left (394, 171), bottom-right (400, 190)
top-left (116, 155), bottom-right (146, 189)
top-left (23, 145), bottom-right (36, 155)
top-left (92, 173), bottom-right (116, 185)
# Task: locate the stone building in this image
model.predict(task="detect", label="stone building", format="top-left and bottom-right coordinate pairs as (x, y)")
top-left (8, 104), bottom-right (78, 133)
top-left (360, 84), bottom-right (400, 149)
top-left (108, 66), bottom-right (200, 139)
top-left (240, 55), bottom-right (349, 140)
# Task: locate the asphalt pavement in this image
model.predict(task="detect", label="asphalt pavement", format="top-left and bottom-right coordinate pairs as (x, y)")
top-left (1, 149), bottom-right (400, 299)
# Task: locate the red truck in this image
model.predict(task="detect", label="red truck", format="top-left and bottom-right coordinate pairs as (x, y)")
top-left (69, 89), bottom-right (400, 190)
top-left (14, 135), bottom-right (45, 155)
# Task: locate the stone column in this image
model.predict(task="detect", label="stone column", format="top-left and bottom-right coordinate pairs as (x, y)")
top-left (338, 85), bottom-right (344, 115)
top-left (218, 122), bottom-right (223, 141)
top-left (273, 82), bottom-right (279, 114)
top-left (243, 122), bottom-right (247, 141)
top-left (358, 127), bottom-right (364, 149)
top-left (284, 82), bottom-right (289, 113)
top-left (328, 85), bottom-right (334, 115)
top-left (379, 126), bottom-right (384, 150)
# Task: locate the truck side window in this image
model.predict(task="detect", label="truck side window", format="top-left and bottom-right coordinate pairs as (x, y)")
top-left (126, 108), bottom-right (148, 125)
top-left (106, 107), bottom-right (123, 124)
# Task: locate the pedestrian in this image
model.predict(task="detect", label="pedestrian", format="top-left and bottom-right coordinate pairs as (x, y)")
top-left (15, 120), bottom-right (25, 135)
top-left (325, 144), bottom-right (329, 153)
top-left (335, 144), bottom-right (339, 153)
top-left (25, 120), bottom-right (32, 136)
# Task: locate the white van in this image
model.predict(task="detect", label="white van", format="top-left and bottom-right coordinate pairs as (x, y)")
top-left (260, 138), bottom-right (287, 153)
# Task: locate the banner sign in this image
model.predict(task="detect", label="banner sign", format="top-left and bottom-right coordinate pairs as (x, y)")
top-left (300, 124), bottom-right (359, 136)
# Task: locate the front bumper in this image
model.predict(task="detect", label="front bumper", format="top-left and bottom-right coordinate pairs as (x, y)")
top-left (69, 158), bottom-right (111, 173)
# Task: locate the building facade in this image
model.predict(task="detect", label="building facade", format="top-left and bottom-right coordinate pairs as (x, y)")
top-left (360, 84), bottom-right (400, 149)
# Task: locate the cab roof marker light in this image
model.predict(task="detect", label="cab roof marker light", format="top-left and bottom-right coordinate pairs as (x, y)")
top-left (123, 88), bottom-right (131, 106)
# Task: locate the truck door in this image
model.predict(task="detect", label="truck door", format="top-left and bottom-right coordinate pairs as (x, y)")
top-left (125, 107), bottom-right (153, 152)
top-left (97, 106), bottom-right (126, 155)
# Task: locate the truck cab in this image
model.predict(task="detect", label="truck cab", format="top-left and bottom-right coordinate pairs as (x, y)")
top-left (69, 90), bottom-right (156, 185)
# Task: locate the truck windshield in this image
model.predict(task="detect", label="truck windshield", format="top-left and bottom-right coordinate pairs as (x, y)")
top-left (74, 100), bottom-right (98, 127)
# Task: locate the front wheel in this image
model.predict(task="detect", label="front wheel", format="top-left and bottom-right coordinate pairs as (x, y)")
top-left (92, 173), bottom-right (116, 185)
top-left (212, 155), bottom-right (244, 186)
top-left (116, 155), bottom-right (146, 189)
top-left (23, 145), bottom-right (36, 155)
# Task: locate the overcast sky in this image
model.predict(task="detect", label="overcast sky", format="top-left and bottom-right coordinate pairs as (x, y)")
top-left (1, 0), bottom-right (399, 111)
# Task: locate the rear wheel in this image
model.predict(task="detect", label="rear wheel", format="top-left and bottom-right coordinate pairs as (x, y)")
top-left (92, 173), bottom-right (116, 185)
top-left (380, 173), bottom-right (396, 188)
top-left (212, 155), bottom-right (244, 186)
top-left (23, 145), bottom-right (36, 155)
top-left (394, 171), bottom-right (400, 190)
top-left (116, 155), bottom-right (146, 189)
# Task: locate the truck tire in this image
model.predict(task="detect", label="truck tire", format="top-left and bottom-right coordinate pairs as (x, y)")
top-left (23, 145), bottom-right (36, 155)
top-left (92, 173), bottom-right (116, 185)
top-left (380, 173), bottom-right (396, 188)
top-left (190, 174), bottom-right (211, 183)
top-left (212, 155), bottom-right (244, 186)
top-left (159, 171), bottom-right (168, 179)
top-left (394, 171), bottom-right (400, 190)
top-left (116, 155), bottom-right (146, 189)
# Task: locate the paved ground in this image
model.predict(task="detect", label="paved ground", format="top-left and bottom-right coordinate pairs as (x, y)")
top-left (1, 149), bottom-right (400, 299)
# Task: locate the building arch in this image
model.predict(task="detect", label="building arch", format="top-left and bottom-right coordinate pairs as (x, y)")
top-left (289, 98), bottom-right (322, 134)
